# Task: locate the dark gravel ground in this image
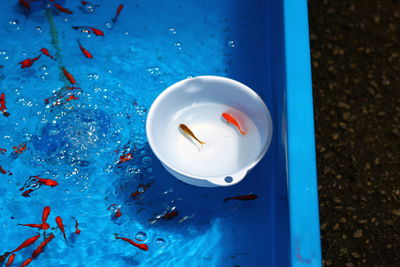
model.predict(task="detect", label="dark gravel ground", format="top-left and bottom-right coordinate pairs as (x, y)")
top-left (308, 0), bottom-right (400, 266)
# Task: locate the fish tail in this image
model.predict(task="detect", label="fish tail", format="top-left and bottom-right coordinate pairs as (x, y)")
top-left (223, 198), bottom-right (231, 203)
top-left (239, 128), bottom-right (247, 135)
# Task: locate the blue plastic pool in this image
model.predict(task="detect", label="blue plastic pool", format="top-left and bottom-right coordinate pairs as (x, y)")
top-left (0, 0), bottom-right (321, 266)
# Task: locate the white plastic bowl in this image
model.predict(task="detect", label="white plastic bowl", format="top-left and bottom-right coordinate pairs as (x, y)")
top-left (146, 76), bottom-right (272, 187)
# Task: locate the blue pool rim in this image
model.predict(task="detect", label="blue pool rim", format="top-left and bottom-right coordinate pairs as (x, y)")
top-left (284, 0), bottom-right (322, 266)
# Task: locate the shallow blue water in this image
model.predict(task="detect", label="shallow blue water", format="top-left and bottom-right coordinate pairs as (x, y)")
top-left (0, 0), bottom-right (289, 266)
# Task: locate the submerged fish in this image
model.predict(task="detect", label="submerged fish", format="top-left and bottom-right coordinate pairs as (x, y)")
top-left (77, 39), bottom-right (93, 59)
top-left (0, 93), bottom-right (10, 117)
top-left (114, 234), bottom-right (149, 251)
top-left (222, 113), bottom-right (247, 135)
top-left (18, 55), bottom-right (41, 69)
top-left (72, 216), bottom-right (81, 235)
top-left (111, 4), bottom-right (124, 24)
top-left (5, 253), bottom-right (15, 267)
top-left (40, 48), bottom-right (54, 60)
top-left (20, 257), bottom-right (33, 267)
top-left (13, 142), bottom-right (27, 154)
top-left (179, 124), bottom-right (205, 146)
top-left (10, 234), bottom-right (41, 253)
top-left (223, 194), bottom-right (257, 203)
top-left (32, 233), bottom-right (55, 259)
top-left (55, 216), bottom-right (68, 244)
top-left (41, 206), bottom-right (51, 230)
top-left (62, 67), bottom-right (76, 84)
top-left (71, 26), bottom-right (104, 36)
top-left (54, 4), bottom-right (73, 14)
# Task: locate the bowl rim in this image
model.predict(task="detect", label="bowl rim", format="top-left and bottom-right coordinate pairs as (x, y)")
top-left (146, 75), bottom-right (273, 181)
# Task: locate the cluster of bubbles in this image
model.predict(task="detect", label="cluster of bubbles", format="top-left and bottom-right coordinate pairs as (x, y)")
top-left (227, 40), bottom-right (236, 48)
top-left (32, 108), bottom-right (113, 166)
top-left (87, 73), bottom-right (99, 80)
top-left (173, 42), bottom-right (183, 50)
top-left (5, 19), bottom-right (21, 32)
top-left (133, 231), bottom-right (167, 248)
top-left (104, 21), bottom-right (113, 29)
top-left (0, 50), bottom-right (9, 62)
top-left (35, 26), bottom-right (43, 34)
top-left (168, 27), bottom-right (177, 35)
top-left (38, 64), bottom-right (49, 81)
top-left (81, 4), bottom-right (96, 14)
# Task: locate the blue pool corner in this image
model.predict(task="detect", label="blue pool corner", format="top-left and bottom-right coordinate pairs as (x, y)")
top-left (284, 0), bottom-right (322, 266)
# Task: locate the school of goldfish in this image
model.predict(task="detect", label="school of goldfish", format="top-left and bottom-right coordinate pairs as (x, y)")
top-left (0, 1), bottom-right (259, 265)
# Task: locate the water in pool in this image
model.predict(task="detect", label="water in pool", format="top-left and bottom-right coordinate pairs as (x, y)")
top-left (0, 0), bottom-right (281, 266)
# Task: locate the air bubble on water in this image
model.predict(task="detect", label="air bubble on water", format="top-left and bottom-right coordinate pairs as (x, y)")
top-left (40, 75), bottom-right (46, 81)
top-left (39, 65), bottom-right (48, 72)
top-left (173, 42), bottom-right (182, 50)
top-left (87, 73), bottom-right (99, 80)
top-left (35, 26), bottom-right (43, 34)
top-left (45, 3), bottom-right (51, 9)
top-left (137, 186), bottom-right (145, 193)
top-left (155, 238), bottom-right (167, 248)
top-left (6, 19), bottom-right (21, 32)
top-left (147, 168), bottom-right (153, 173)
top-left (64, 189), bottom-right (70, 194)
top-left (134, 231), bottom-right (147, 242)
top-left (168, 27), bottom-right (176, 35)
top-left (104, 165), bottom-right (114, 173)
top-left (83, 4), bottom-right (95, 13)
top-left (104, 21), bottom-right (113, 29)
top-left (227, 40), bottom-right (236, 47)
top-left (12, 88), bottom-right (20, 95)
top-left (141, 156), bottom-right (152, 166)
top-left (63, 17), bottom-right (69, 23)
top-left (127, 166), bottom-right (141, 175)
top-left (124, 32), bottom-right (129, 36)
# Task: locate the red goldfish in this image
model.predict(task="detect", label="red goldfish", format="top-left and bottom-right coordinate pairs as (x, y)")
top-left (77, 39), bottom-right (93, 59)
top-left (66, 95), bottom-right (79, 101)
top-left (108, 204), bottom-right (122, 218)
top-left (54, 4), bottom-right (73, 14)
top-left (112, 4), bottom-right (124, 24)
top-left (32, 233), bottom-right (55, 259)
top-left (130, 182), bottom-right (152, 199)
top-left (21, 189), bottom-right (34, 197)
top-left (222, 113), bottom-right (247, 135)
top-left (223, 193), bottom-right (258, 203)
top-left (62, 67), bottom-right (76, 84)
top-left (55, 216), bottom-right (67, 243)
top-left (32, 176), bottom-right (58, 187)
top-left (114, 234), bottom-right (149, 251)
top-left (0, 93), bottom-right (10, 117)
top-left (72, 26), bottom-right (104, 36)
top-left (0, 148), bottom-right (6, 154)
top-left (5, 253), bottom-right (15, 267)
top-left (20, 257), bottom-right (33, 267)
top-left (0, 166), bottom-right (7, 174)
top-left (117, 152), bottom-right (132, 164)
top-left (40, 48), bottom-right (54, 60)
top-left (161, 210), bottom-right (178, 220)
top-left (17, 223), bottom-right (45, 230)
top-left (72, 217), bottom-right (81, 235)
top-left (10, 234), bottom-right (40, 253)
top-left (18, 55), bottom-right (41, 69)
top-left (13, 143), bottom-right (27, 154)
top-left (18, 0), bottom-right (31, 13)
top-left (41, 206), bottom-right (51, 230)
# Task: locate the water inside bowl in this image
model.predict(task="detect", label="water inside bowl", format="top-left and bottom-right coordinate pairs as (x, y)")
top-left (159, 102), bottom-right (263, 177)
